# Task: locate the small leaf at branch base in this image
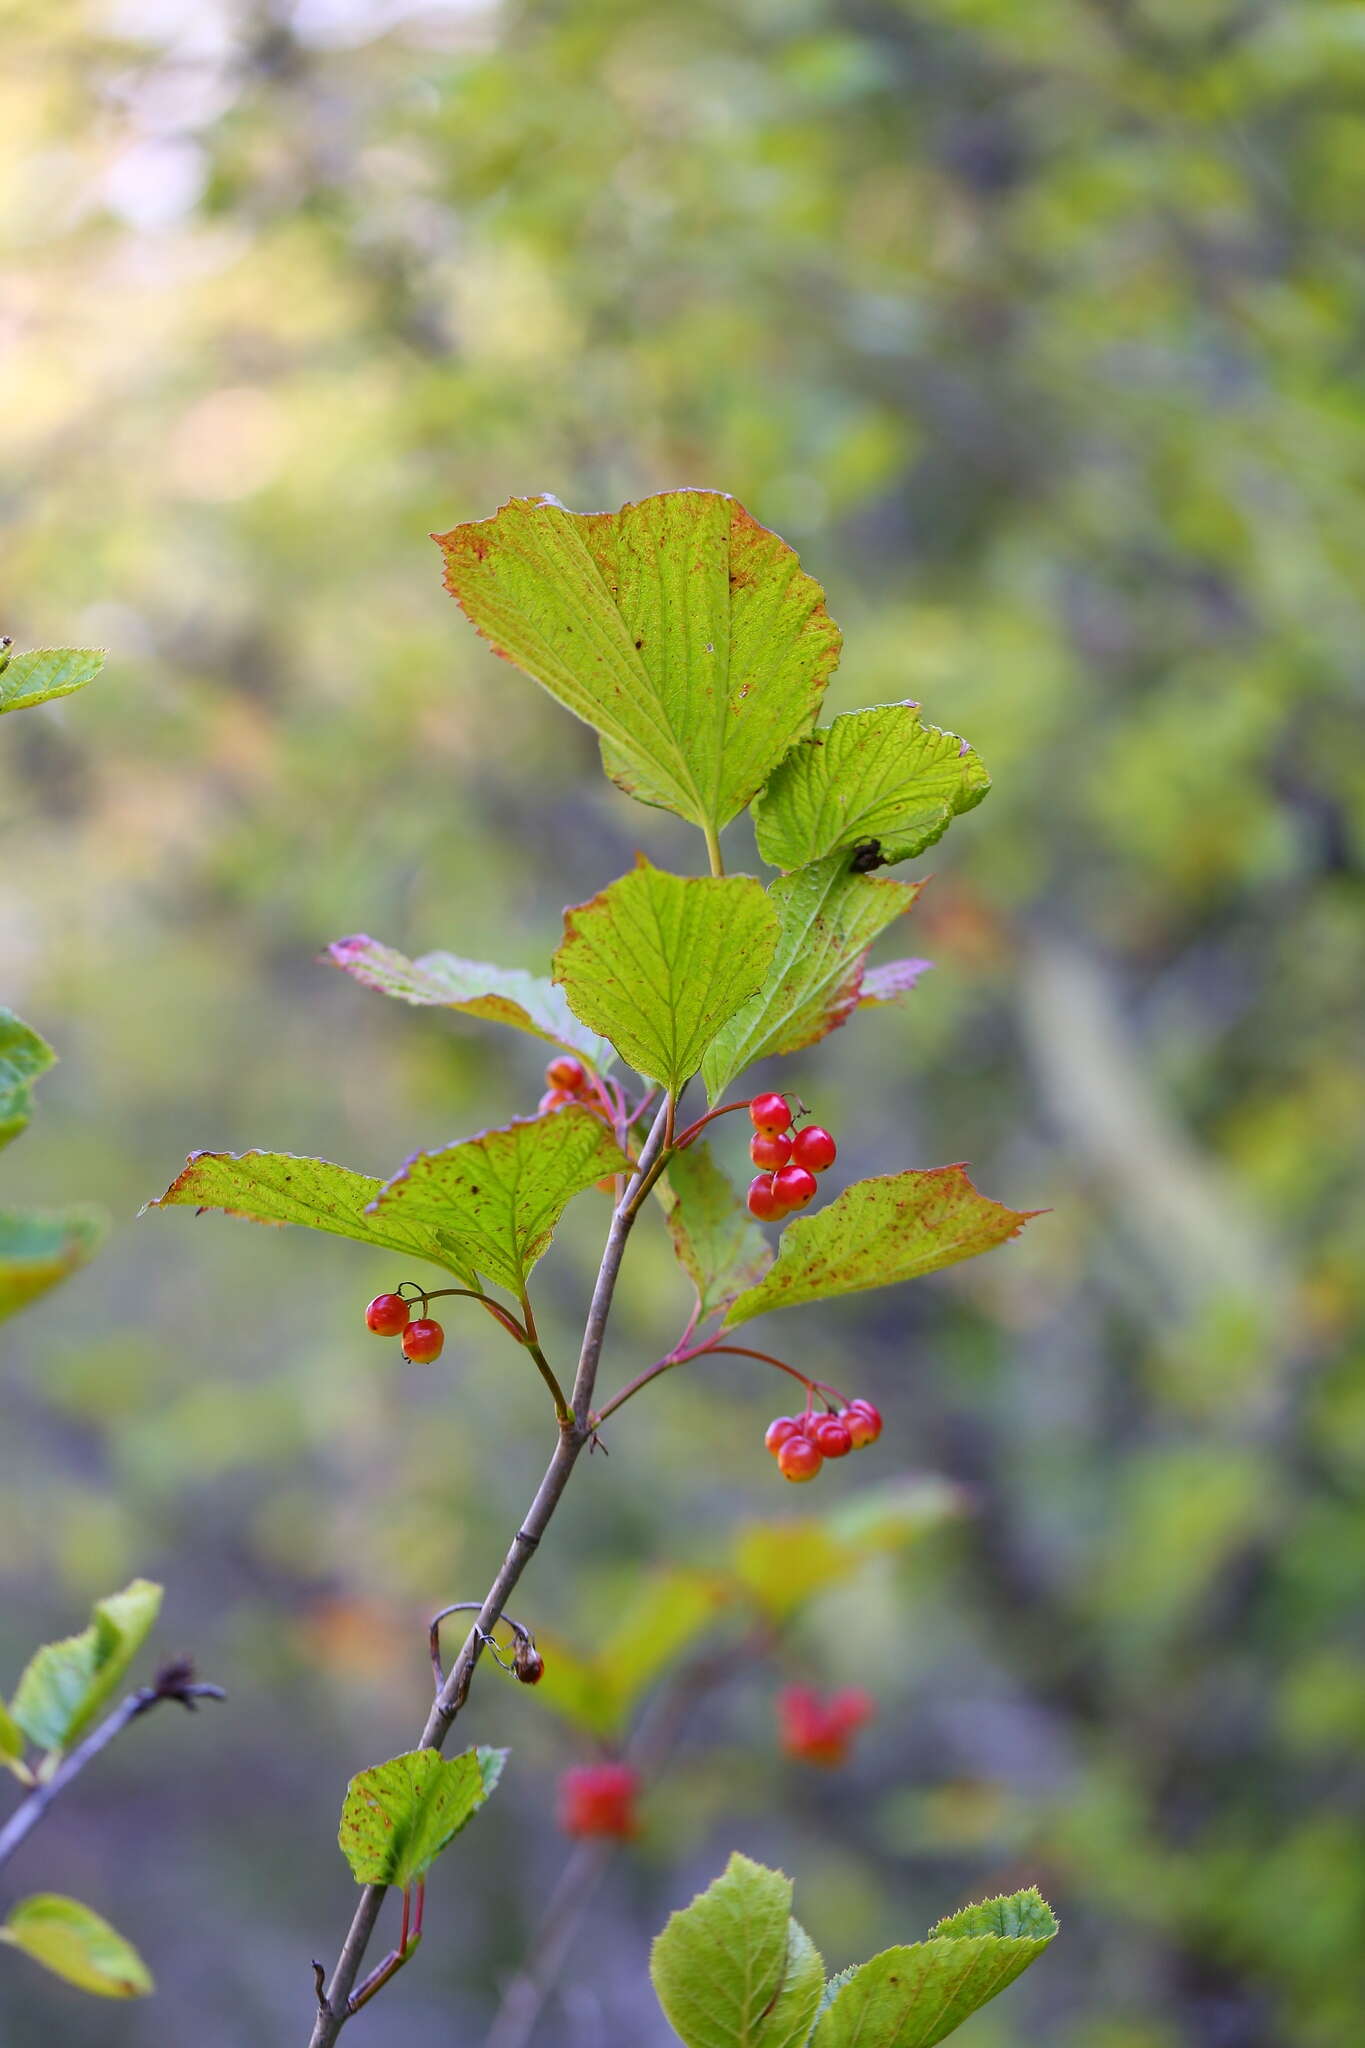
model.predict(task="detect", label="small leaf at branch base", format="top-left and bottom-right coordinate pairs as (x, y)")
top-left (0, 1010), bottom-right (56, 1152)
top-left (702, 860), bottom-right (924, 1100)
top-left (338, 1746), bottom-right (505, 1888)
top-left (555, 863), bottom-right (779, 1094)
top-left (651, 1852), bottom-right (819, 2048)
top-left (0, 1207), bottom-right (106, 1325)
top-left (326, 935), bottom-right (615, 1069)
top-left (9, 1580), bottom-right (163, 1753)
top-left (809, 1888), bottom-right (1058, 2048)
top-left (0, 1896), bottom-right (153, 1997)
top-left (722, 1166), bottom-right (1037, 1329)
top-left (663, 1142), bottom-right (772, 1320)
top-left (0, 1699), bottom-right (29, 1778)
top-left (369, 1108), bottom-right (630, 1294)
top-left (142, 1150), bottom-right (481, 1287)
top-left (434, 491), bottom-right (841, 836)
top-left (0, 647), bottom-right (104, 716)
top-left (753, 702), bottom-right (989, 872)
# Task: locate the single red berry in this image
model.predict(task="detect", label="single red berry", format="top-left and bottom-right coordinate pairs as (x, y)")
top-left (749, 1092), bottom-right (791, 1134)
top-left (772, 1163), bottom-right (817, 1210)
top-left (545, 1055), bottom-right (589, 1094)
top-left (365, 1293), bottom-right (411, 1337)
top-left (750, 1129), bottom-right (793, 1170)
top-left (538, 1087), bottom-right (574, 1115)
top-left (777, 1435), bottom-right (822, 1483)
top-left (812, 1413), bottom-right (853, 1459)
top-left (558, 1762), bottom-right (639, 1840)
top-left (792, 1125), bottom-right (837, 1173)
top-left (764, 1416), bottom-right (803, 1456)
top-left (778, 1685), bottom-right (875, 1766)
top-left (747, 1173), bottom-right (784, 1221)
top-left (401, 1317), bottom-right (445, 1363)
top-left (844, 1399), bottom-right (883, 1449)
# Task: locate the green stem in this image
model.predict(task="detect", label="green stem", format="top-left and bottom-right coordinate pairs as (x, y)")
top-left (702, 821), bottom-right (725, 877)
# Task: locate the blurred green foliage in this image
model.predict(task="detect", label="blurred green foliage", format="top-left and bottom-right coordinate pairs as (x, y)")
top-left (0, 2), bottom-right (1361, 2044)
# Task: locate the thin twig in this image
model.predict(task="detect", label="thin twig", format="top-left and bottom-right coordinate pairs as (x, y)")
top-left (0, 1662), bottom-right (225, 1873)
top-left (305, 1097), bottom-right (676, 2045)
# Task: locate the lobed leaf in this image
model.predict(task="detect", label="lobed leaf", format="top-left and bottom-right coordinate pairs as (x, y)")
top-left (0, 1207), bottom-right (107, 1326)
top-left (369, 1107), bottom-right (629, 1294)
top-left (555, 862), bottom-right (779, 1094)
top-left (754, 703), bottom-right (989, 872)
top-left (809, 1888), bottom-right (1057, 2048)
top-left (326, 934), bottom-right (614, 1069)
top-left (651, 1852), bottom-right (821, 2048)
top-left (723, 1167), bottom-right (1036, 1329)
top-left (663, 1142), bottom-right (773, 1321)
top-left (0, 646), bottom-right (104, 716)
top-left (434, 491), bottom-right (841, 837)
top-left (338, 1746), bottom-right (505, 1888)
top-left (702, 859), bottom-right (924, 1100)
top-left (10, 1580), bottom-right (162, 1754)
top-left (0, 1010), bottom-right (55, 1152)
top-left (0, 1896), bottom-right (153, 1998)
top-left (142, 1150), bottom-right (482, 1287)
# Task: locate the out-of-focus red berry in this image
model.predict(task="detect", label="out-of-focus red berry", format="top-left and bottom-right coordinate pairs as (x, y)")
top-left (538, 1087), bottom-right (575, 1114)
top-left (365, 1294), bottom-right (410, 1336)
top-left (749, 1092), bottom-right (791, 1133)
top-left (558, 1762), bottom-right (640, 1839)
top-left (844, 1399), bottom-right (883, 1448)
top-left (777, 1435), bottom-right (822, 1483)
top-left (765, 1416), bottom-right (804, 1456)
top-left (777, 1685), bottom-right (875, 1766)
top-left (750, 1130), bottom-right (794, 1171)
top-left (811, 1413), bottom-right (853, 1459)
top-left (545, 1056), bottom-right (589, 1094)
top-left (791, 1125), bottom-right (837, 1173)
top-left (747, 1173), bottom-right (784, 1221)
top-left (772, 1163), bottom-right (817, 1210)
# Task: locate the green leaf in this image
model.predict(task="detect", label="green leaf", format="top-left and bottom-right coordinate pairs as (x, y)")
top-left (0, 1010), bottom-right (56, 1152)
top-left (0, 1895), bottom-right (153, 1998)
top-left (535, 1568), bottom-right (727, 1739)
top-left (369, 1107), bottom-right (630, 1295)
top-left (0, 1698), bottom-right (29, 1779)
top-left (702, 860), bottom-right (924, 1100)
top-left (663, 1142), bottom-right (772, 1321)
top-left (554, 862), bottom-right (780, 1094)
top-left (722, 1166), bottom-right (1036, 1329)
top-left (652, 1852), bottom-right (822, 2048)
top-left (10, 1580), bottom-right (162, 1753)
top-left (142, 1150), bottom-right (483, 1287)
top-left (753, 704), bottom-right (989, 872)
top-left (338, 1746), bottom-right (505, 1887)
top-left (731, 1481), bottom-right (969, 1622)
top-left (0, 1207), bottom-right (107, 1326)
top-left (326, 934), bottom-right (615, 1069)
top-left (434, 491), bottom-right (841, 837)
top-left (809, 1888), bottom-right (1058, 2048)
top-left (0, 647), bottom-right (104, 716)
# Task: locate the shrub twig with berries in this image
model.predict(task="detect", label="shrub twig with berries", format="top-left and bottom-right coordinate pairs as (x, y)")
top-left (143, 490), bottom-right (1041, 2044)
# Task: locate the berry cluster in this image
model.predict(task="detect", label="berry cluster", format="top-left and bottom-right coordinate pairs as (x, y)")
top-left (777, 1684), bottom-right (875, 1767)
top-left (364, 1292), bottom-right (445, 1362)
top-left (558, 1761), bottom-right (640, 1840)
top-left (764, 1399), bottom-right (882, 1482)
top-left (746, 1093), bottom-right (837, 1222)
top-left (538, 1054), bottom-right (594, 1115)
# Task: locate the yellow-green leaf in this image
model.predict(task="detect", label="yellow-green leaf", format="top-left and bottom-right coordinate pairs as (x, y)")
top-left (326, 934), bottom-right (615, 1069)
top-left (0, 1896), bottom-right (153, 1998)
top-left (0, 1010), bottom-right (55, 1152)
top-left (534, 1568), bottom-right (727, 1739)
top-left (652, 1853), bottom-right (820, 2048)
top-left (702, 860), bottom-right (925, 1099)
top-left (754, 704), bottom-right (990, 872)
top-left (0, 647), bottom-right (104, 716)
top-left (0, 1698), bottom-right (28, 1779)
top-left (662, 1142), bottom-right (772, 1321)
top-left (338, 1746), bottom-right (505, 1888)
top-left (723, 1167), bottom-right (1036, 1328)
top-left (10, 1580), bottom-right (162, 1754)
top-left (369, 1107), bottom-right (629, 1294)
top-left (434, 491), bottom-right (841, 836)
top-left (0, 1206), bottom-right (106, 1326)
top-left (555, 862), bottom-right (779, 1094)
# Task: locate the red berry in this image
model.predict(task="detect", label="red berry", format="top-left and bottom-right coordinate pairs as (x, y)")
top-left (749, 1092), bottom-right (791, 1134)
top-left (514, 1641), bottom-right (545, 1685)
top-left (792, 1125), bottom-right (837, 1173)
top-left (777, 1435), bottom-right (822, 1483)
top-left (764, 1416), bottom-right (803, 1456)
top-left (812, 1413), bottom-right (853, 1459)
top-left (365, 1293), bottom-right (411, 1337)
top-left (750, 1129), bottom-right (793, 1170)
top-left (747, 1173), bottom-right (784, 1221)
top-left (558, 1762), bottom-right (639, 1840)
top-left (538, 1087), bottom-right (574, 1115)
top-left (778, 1685), bottom-right (875, 1766)
top-left (844, 1399), bottom-right (883, 1449)
top-left (401, 1317), bottom-right (445, 1363)
top-left (772, 1163), bottom-right (817, 1210)
top-left (545, 1055), bottom-right (588, 1094)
